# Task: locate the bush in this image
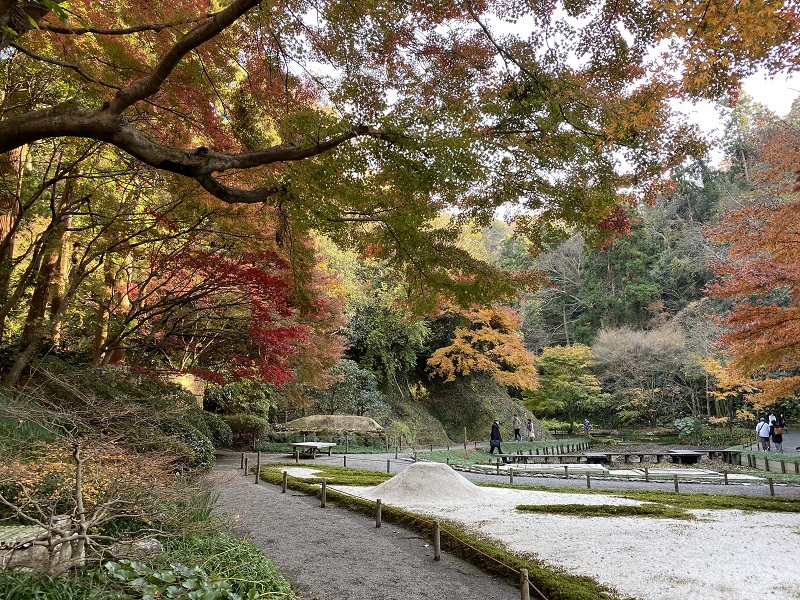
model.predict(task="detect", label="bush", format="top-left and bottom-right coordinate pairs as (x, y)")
top-left (701, 426), bottom-right (752, 447)
top-left (159, 420), bottom-right (215, 469)
top-left (674, 417), bottom-right (705, 444)
top-left (183, 409), bottom-right (233, 447)
top-left (222, 414), bottom-right (271, 448)
top-left (203, 381), bottom-right (275, 418)
top-left (104, 559), bottom-right (254, 599)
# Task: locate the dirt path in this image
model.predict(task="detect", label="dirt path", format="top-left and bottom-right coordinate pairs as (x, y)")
top-left (207, 451), bottom-right (519, 600)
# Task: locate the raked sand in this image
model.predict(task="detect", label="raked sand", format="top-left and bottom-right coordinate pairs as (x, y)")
top-left (323, 462), bottom-right (800, 600)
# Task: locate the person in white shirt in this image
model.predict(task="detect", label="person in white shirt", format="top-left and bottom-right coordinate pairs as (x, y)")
top-left (756, 418), bottom-right (771, 451)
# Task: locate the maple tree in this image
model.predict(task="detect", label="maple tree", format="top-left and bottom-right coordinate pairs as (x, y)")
top-left (427, 305), bottom-right (538, 391)
top-left (2, 0), bottom-right (797, 308)
top-left (698, 356), bottom-right (756, 427)
top-left (707, 198), bottom-right (800, 407)
top-left (704, 97), bottom-right (800, 409)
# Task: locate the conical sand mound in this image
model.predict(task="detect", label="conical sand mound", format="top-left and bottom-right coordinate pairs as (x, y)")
top-left (358, 462), bottom-right (486, 503)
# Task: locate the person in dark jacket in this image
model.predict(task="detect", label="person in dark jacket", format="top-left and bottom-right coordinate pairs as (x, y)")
top-left (771, 421), bottom-right (784, 453)
top-left (489, 419), bottom-right (503, 454)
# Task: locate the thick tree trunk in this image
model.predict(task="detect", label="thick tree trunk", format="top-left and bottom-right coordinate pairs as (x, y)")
top-left (20, 179), bottom-right (73, 345)
top-left (4, 265), bottom-right (88, 386)
top-left (49, 215), bottom-right (73, 345)
top-left (0, 145), bottom-right (25, 340)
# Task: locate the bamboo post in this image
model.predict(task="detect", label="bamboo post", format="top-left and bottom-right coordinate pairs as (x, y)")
top-left (768, 478), bottom-right (775, 496)
top-left (244, 456), bottom-right (248, 475)
top-left (520, 568), bottom-right (530, 600)
top-left (446, 457), bottom-right (450, 466)
top-left (563, 465), bottom-right (568, 479)
top-left (282, 471), bottom-right (287, 493)
top-left (644, 467), bottom-right (649, 482)
top-left (430, 443), bottom-right (434, 452)
top-left (345, 433), bottom-right (349, 455)
top-left (723, 471), bottom-right (728, 485)
top-left (586, 473), bottom-right (591, 489)
top-left (496, 459), bottom-right (500, 475)
top-left (343, 455), bottom-right (347, 468)
top-left (509, 468), bottom-right (514, 484)
top-left (294, 450), bottom-right (299, 464)
top-left (781, 460), bottom-right (786, 474)
top-left (255, 451), bottom-right (260, 484)
top-left (321, 481), bottom-right (327, 508)
top-left (433, 520), bottom-right (441, 561)
top-left (240, 452), bottom-right (244, 469)
top-left (375, 499), bottom-right (382, 528)
top-left (673, 474), bottom-right (679, 493)
top-left (795, 462), bottom-right (799, 475)
top-left (386, 459), bottom-right (391, 473)
top-left (464, 427), bottom-right (467, 450)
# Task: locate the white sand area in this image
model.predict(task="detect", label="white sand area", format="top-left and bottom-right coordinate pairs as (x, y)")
top-left (332, 462), bottom-right (800, 600)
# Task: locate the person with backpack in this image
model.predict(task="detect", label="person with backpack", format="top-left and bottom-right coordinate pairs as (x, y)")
top-left (756, 418), bottom-right (771, 451)
top-left (771, 420), bottom-right (784, 453)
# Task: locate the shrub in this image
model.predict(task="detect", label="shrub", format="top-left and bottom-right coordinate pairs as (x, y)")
top-left (183, 409), bottom-right (233, 447)
top-left (159, 421), bottom-right (215, 469)
top-left (104, 559), bottom-right (257, 599)
top-left (203, 380), bottom-right (275, 418)
top-left (222, 414), bottom-right (271, 448)
top-left (674, 417), bottom-right (705, 444)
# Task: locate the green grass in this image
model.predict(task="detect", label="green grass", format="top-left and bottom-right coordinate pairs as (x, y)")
top-left (161, 532), bottom-right (298, 598)
top-left (516, 503), bottom-right (694, 519)
top-left (258, 462), bottom-right (393, 486)
top-left (257, 467), bottom-right (617, 600)
top-left (0, 571), bottom-right (109, 600)
top-left (421, 440), bottom-right (586, 467)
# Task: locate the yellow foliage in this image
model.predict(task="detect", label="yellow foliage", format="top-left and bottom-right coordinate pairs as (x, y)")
top-left (427, 305), bottom-right (538, 391)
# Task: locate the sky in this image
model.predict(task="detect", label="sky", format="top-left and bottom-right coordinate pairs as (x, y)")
top-left (680, 72), bottom-right (800, 165)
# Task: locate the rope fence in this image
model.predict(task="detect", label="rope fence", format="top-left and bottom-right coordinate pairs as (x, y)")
top-left (236, 448), bottom-right (800, 599)
top-left (265, 467), bottom-right (551, 600)
top-left (240, 449), bottom-right (795, 498)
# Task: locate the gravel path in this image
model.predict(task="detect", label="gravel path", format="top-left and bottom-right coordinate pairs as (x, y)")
top-left (208, 445), bottom-right (800, 600)
top-left (207, 452), bottom-right (519, 600)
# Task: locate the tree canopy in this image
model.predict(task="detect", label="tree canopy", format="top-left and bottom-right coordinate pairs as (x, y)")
top-left (4, 0), bottom-right (798, 297)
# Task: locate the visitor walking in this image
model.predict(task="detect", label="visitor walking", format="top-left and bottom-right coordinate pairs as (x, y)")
top-left (771, 420), bottom-right (784, 453)
top-left (489, 419), bottom-right (503, 454)
top-left (526, 418), bottom-right (535, 442)
top-left (583, 419), bottom-right (590, 436)
top-left (756, 418), bottom-right (771, 451)
top-left (513, 414), bottom-right (521, 442)
top-left (778, 413), bottom-right (787, 430)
